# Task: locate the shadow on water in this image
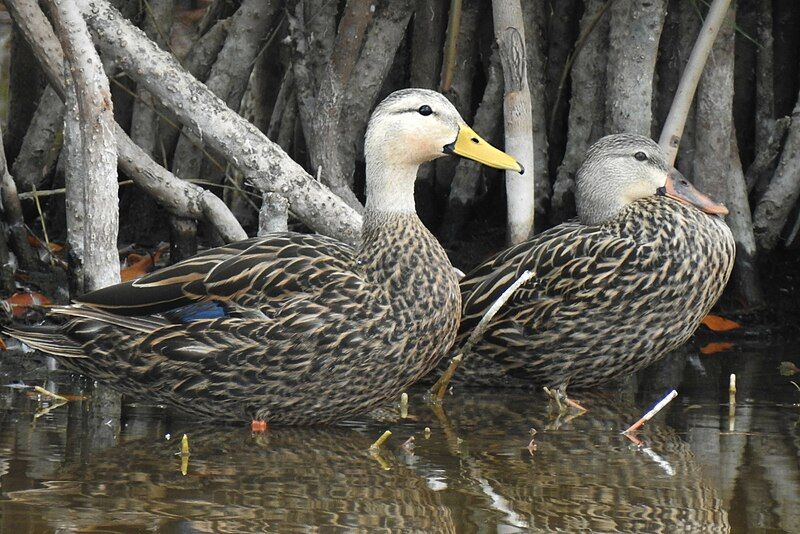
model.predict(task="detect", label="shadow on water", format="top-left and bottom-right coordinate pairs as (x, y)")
top-left (0, 331), bottom-right (799, 533)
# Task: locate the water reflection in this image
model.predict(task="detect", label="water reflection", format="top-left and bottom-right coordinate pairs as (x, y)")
top-left (0, 338), bottom-right (798, 533)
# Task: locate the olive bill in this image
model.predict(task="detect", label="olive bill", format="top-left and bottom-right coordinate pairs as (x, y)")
top-left (658, 169), bottom-right (728, 216)
top-left (443, 124), bottom-right (524, 174)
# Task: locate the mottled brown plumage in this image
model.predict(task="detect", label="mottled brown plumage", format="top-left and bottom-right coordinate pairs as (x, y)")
top-left (451, 135), bottom-right (736, 388)
top-left (4, 89), bottom-right (522, 424)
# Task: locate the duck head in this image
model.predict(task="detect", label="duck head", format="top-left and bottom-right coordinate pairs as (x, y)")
top-left (575, 134), bottom-right (728, 225)
top-left (364, 88), bottom-right (523, 212)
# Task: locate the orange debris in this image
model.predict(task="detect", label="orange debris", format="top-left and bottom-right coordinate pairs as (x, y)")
top-left (700, 342), bottom-right (735, 355)
top-left (701, 314), bottom-right (741, 332)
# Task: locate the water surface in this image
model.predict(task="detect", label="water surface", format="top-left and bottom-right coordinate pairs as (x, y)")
top-left (1, 334), bottom-right (798, 533)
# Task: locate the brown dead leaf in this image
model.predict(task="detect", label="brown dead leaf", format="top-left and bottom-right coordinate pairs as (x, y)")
top-left (701, 314), bottom-right (741, 332)
top-left (27, 234), bottom-right (63, 252)
top-left (120, 247), bottom-right (165, 282)
top-left (700, 342), bottom-right (735, 355)
top-left (2, 292), bottom-right (53, 317)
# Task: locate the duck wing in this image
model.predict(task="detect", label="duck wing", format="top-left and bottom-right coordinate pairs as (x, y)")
top-left (75, 233), bottom-right (356, 316)
top-left (459, 222), bottom-right (655, 337)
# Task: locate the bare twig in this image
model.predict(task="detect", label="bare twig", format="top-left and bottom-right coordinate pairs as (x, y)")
top-left (431, 270), bottom-right (534, 400)
top-left (728, 373), bottom-right (736, 432)
top-left (659, 0), bottom-right (733, 165)
top-left (440, 0), bottom-right (462, 92)
top-left (369, 430), bottom-right (392, 450)
top-left (34, 385), bottom-right (68, 402)
top-left (623, 390), bottom-right (677, 434)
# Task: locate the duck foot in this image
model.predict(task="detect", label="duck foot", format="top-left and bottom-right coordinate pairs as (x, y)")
top-left (543, 385), bottom-right (587, 415)
top-left (250, 420), bottom-right (269, 432)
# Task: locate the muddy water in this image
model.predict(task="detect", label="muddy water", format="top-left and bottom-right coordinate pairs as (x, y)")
top-left (0, 335), bottom-right (798, 533)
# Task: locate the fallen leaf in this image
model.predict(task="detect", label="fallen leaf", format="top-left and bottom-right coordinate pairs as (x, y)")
top-left (2, 292), bottom-right (53, 317)
top-left (701, 314), bottom-right (741, 332)
top-left (700, 342), bottom-right (735, 355)
top-left (27, 234), bottom-right (63, 252)
top-left (0, 337), bottom-right (6, 351)
top-left (120, 247), bottom-right (165, 282)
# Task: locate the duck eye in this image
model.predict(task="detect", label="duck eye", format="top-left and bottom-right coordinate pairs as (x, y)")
top-left (418, 105), bottom-right (433, 116)
top-left (634, 151), bottom-right (648, 161)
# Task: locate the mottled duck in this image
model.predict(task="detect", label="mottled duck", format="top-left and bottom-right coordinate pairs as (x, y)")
top-left (452, 134), bottom-right (735, 392)
top-left (4, 89), bottom-right (523, 425)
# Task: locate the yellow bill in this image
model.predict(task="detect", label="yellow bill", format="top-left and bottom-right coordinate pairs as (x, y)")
top-left (443, 125), bottom-right (524, 174)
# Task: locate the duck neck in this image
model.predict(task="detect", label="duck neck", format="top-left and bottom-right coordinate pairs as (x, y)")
top-left (364, 159), bottom-right (419, 214)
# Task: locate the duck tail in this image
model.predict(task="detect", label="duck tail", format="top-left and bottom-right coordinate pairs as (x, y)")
top-left (2, 324), bottom-right (86, 359)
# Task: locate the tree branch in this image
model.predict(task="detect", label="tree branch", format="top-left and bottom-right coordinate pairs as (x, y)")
top-left (493, 0), bottom-right (535, 244)
top-left (658, 0), bottom-right (732, 165)
top-left (47, 0), bottom-right (120, 292)
top-left (4, 0), bottom-right (247, 244)
top-left (74, 0), bottom-right (361, 243)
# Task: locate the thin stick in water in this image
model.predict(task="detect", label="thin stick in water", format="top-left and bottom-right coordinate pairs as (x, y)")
top-left (430, 270), bottom-right (534, 401)
top-left (369, 430), bottom-right (392, 451)
top-left (34, 385), bottom-right (68, 402)
top-left (399, 392), bottom-right (408, 419)
top-left (623, 389), bottom-right (678, 434)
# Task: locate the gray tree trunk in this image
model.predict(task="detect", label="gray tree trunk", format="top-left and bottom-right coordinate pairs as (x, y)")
top-left (0, 123), bottom-right (39, 272)
top-left (11, 86), bottom-right (64, 192)
top-left (5, 23), bottom-right (44, 164)
top-left (47, 0), bottom-right (120, 292)
top-left (130, 0), bottom-right (175, 158)
top-left (544, 0), bottom-right (580, 171)
top-left (338, 0), bottom-right (415, 192)
top-left (753, 91), bottom-right (800, 251)
top-left (493, 0), bottom-right (536, 244)
top-left (159, 17), bottom-right (230, 162)
top-left (754, 0), bottom-right (775, 159)
top-left (728, 131), bottom-right (763, 309)
top-left (63, 76), bottom-right (86, 294)
top-left (522, 0), bottom-right (549, 225)
top-left (551, 0), bottom-right (609, 223)
top-left (659, 0), bottom-right (732, 165)
top-left (692, 7), bottom-right (735, 207)
top-left (410, 0), bottom-right (448, 224)
top-left (296, 0), bottom-right (373, 211)
top-left (605, 0), bottom-right (667, 136)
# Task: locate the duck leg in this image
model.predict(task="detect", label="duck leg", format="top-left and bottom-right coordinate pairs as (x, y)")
top-left (543, 384), bottom-right (588, 415)
top-left (250, 420), bottom-right (269, 432)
